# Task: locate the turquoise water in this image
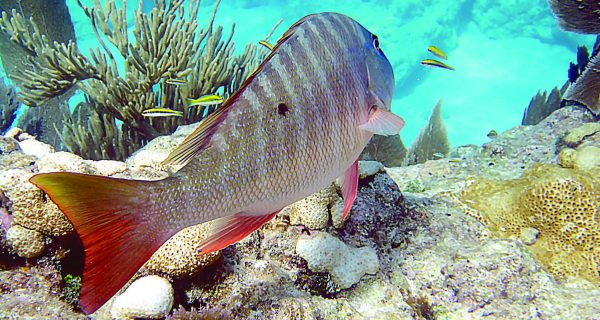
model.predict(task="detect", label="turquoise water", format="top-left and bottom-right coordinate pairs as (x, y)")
top-left (63, 0), bottom-right (595, 147)
top-left (0, 2), bottom-right (599, 318)
top-left (1, 0), bottom-right (594, 147)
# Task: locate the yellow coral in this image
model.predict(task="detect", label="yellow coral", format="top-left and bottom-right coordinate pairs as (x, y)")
top-left (462, 164), bottom-right (599, 284)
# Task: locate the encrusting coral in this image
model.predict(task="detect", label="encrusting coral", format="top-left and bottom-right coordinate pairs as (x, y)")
top-left (462, 163), bottom-right (599, 284)
top-left (0, 0), bottom-right (270, 160)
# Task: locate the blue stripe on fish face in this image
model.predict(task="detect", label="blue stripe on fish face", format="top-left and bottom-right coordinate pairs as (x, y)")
top-left (354, 22), bottom-right (395, 110)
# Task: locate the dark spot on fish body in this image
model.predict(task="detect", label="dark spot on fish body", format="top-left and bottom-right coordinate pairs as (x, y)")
top-left (278, 103), bottom-right (289, 116)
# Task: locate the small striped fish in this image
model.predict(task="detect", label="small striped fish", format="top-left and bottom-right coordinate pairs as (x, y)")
top-left (30, 12), bottom-right (404, 314)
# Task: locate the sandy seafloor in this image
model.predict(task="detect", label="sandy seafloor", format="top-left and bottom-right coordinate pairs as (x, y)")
top-left (61, 0), bottom-right (596, 147)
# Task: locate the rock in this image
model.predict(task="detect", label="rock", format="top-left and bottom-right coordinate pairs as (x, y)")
top-left (572, 145), bottom-right (600, 171)
top-left (520, 227), bottom-right (540, 245)
top-left (296, 232), bottom-right (379, 289)
top-left (6, 224), bottom-right (45, 258)
top-left (17, 139), bottom-right (54, 159)
top-left (358, 160), bottom-right (384, 179)
top-left (561, 122), bottom-right (600, 147)
top-left (111, 275), bottom-right (174, 319)
top-left (558, 148), bottom-right (576, 168)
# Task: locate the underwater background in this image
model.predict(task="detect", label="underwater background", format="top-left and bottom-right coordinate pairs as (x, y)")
top-left (0, 0), bottom-right (599, 319)
top-left (59, 0), bottom-right (595, 147)
top-left (2, 0), bottom-right (596, 147)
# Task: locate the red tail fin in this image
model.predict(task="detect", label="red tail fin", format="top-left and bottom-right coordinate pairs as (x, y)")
top-left (30, 172), bottom-right (170, 314)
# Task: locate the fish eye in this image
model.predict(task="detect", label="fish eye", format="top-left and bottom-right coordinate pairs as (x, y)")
top-left (372, 36), bottom-right (380, 50)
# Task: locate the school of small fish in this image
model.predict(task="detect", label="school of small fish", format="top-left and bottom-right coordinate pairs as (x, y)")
top-left (421, 45), bottom-right (455, 70)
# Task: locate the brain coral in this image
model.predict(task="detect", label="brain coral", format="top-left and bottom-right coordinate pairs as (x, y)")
top-left (0, 169), bottom-right (72, 236)
top-left (462, 163), bottom-right (599, 284)
top-left (289, 185), bottom-right (338, 230)
top-left (145, 223), bottom-right (220, 278)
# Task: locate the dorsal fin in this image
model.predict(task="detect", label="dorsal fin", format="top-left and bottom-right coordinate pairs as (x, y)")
top-left (161, 15), bottom-right (315, 168)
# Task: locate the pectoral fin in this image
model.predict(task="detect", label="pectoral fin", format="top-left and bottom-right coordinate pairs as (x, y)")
top-left (359, 107), bottom-right (405, 136)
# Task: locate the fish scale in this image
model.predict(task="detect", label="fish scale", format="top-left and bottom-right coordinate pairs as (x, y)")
top-left (28, 12), bottom-right (404, 314)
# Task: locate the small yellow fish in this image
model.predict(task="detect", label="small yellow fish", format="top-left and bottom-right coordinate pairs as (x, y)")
top-left (142, 108), bottom-right (183, 117)
top-left (186, 94), bottom-right (224, 107)
top-left (487, 129), bottom-right (498, 139)
top-left (427, 45), bottom-right (447, 60)
top-left (421, 59), bottom-right (455, 71)
top-left (259, 40), bottom-right (274, 50)
top-left (165, 78), bottom-right (187, 85)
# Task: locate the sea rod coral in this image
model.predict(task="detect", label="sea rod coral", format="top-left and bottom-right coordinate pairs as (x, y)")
top-left (0, 0), bottom-right (268, 160)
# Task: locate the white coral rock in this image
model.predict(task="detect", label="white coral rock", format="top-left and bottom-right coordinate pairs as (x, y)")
top-left (111, 275), bottom-right (174, 320)
top-left (296, 232), bottom-right (379, 289)
top-left (17, 139), bottom-right (54, 159)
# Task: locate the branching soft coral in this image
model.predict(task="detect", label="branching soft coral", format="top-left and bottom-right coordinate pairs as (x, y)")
top-left (0, 0), bottom-right (270, 160)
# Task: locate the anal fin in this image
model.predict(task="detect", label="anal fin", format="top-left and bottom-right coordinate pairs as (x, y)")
top-left (198, 211), bottom-right (280, 255)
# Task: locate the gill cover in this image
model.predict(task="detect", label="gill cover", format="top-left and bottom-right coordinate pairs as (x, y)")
top-left (365, 34), bottom-right (395, 111)
top-left (360, 34), bottom-right (404, 136)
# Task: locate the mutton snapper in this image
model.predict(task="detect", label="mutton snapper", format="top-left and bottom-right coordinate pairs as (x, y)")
top-left (30, 12), bottom-right (404, 314)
